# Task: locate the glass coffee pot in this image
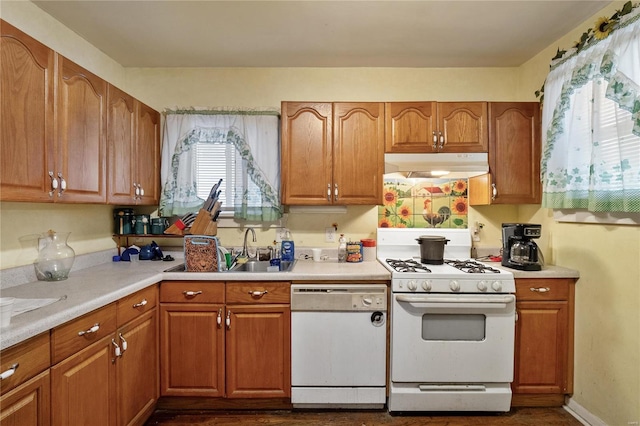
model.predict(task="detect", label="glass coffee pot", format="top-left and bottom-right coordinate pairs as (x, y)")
top-left (34, 230), bottom-right (76, 281)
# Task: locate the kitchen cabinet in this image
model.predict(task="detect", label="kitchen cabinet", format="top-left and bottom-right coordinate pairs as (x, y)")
top-left (51, 286), bottom-right (158, 426)
top-left (225, 281), bottom-right (290, 398)
top-left (0, 20), bottom-right (56, 202)
top-left (281, 102), bottom-right (384, 205)
top-left (159, 280), bottom-right (290, 399)
top-left (0, 333), bottom-right (51, 426)
top-left (512, 278), bottom-right (575, 407)
top-left (469, 102), bottom-right (541, 205)
top-left (384, 102), bottom-right (488, 153)
top-left (107, 85), bottom-right (161, 205)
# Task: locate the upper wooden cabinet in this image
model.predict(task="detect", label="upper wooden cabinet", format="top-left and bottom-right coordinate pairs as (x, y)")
top-left (281, 101), bottom-right (384, 205)
top-left (0, 20), bottom-right (56, 202)
top-left (385, 102), bottom-right (488, 153)
top-left (56, 55), bottom-right (107, 203)
top-left (107, 86), bottom-right (160, 205)
top-left (469, 102), bottom-right (541, 205)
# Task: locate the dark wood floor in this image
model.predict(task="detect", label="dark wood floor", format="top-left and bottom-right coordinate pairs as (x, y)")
top-left (145, 407), bottom-right (582, 425)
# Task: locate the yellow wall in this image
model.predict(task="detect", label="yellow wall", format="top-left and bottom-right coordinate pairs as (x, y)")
top-left (1, 1), bottom-right (638, 424)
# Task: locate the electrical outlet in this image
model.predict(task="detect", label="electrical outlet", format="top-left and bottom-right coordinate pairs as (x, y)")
top-left (325, 227), bottom-right (336, 243)
top-left (275, 228), bottom-right (288, 243)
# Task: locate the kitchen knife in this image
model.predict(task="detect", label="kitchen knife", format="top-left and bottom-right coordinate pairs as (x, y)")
top-left (203, 179), bottom-right (223, 211)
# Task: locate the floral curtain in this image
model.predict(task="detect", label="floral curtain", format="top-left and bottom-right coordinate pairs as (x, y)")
top-left (541, 7), bottom-right (640, 212)
top-left (159, 109), bottom-right (282, 221)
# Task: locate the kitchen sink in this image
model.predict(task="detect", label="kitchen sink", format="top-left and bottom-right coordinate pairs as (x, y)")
top-left (163, 260), bottom-right (296, 273)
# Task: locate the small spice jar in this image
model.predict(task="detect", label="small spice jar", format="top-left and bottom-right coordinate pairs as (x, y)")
top-left (361, 239), bottom-right (377, 262)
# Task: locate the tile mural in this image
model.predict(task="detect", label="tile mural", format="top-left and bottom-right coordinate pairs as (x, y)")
top-left (379, 177), bottom-right (469, 229)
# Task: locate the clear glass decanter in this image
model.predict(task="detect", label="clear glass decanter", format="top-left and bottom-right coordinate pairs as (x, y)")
top-left (34, 230), bottom-right (76, 281)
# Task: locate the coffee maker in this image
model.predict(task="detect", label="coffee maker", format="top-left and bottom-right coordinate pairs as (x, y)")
top-left (502, 223), bottom-right (543, 271)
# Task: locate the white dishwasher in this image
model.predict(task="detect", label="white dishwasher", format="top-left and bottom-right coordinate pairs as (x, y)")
top-left (290, 284), bottom-right (387, 408)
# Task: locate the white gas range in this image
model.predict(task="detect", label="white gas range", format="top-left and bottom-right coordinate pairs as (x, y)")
top-left (377, 228), bottom-right (516, 413)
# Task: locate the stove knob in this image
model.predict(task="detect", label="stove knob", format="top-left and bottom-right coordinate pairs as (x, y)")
top-left (449, 280), bottom-right (460, 292)
top-left (362, 297), bottom-right (373, 306)
top-left (407, 280), bottom-right (417, 291)
top-left (477, 280), bottom-right (488, 292)
top-left (492, 281), bottom-right (503, 292)
top-left (421, 280), bottom-right (432, 291)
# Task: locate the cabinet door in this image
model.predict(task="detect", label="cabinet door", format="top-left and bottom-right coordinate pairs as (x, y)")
top-left (281, 102), bottom-right (333, 205)
top-left (116, 310), bottom-right (157, 426)
top-left (0, 20), bottom-right (55, 202)
top-left (51, 334), bottom-right (116, 426)
top-left (55, 55), bottom-right (107, 202)
top-left (136, 102), bottom-right (160, 205)
top-left (107, 85), bottom-right (136, 204)
top-left (333, 102), bottom-right (384, 204)
top-left (0, 370), bottom-right (50, 426)
top-left (160, 304), bottom-right (224, 397)
top-left (437, 102), bottom-right (488, 153)
top-left (513, 301), bottom-right (569, 394)
top-left (384, 102), bottom-right (437, 153)
top-left (488, 102), bottom-right (541, 204)
top-left (225, 305), bottom-right (290, 398)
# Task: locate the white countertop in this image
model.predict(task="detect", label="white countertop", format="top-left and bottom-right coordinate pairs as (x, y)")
top-left (0, 258), bottom-right (391, 350)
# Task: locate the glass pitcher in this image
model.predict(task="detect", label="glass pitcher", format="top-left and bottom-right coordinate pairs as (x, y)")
top-left (34, 230), bottom-right (76, 281)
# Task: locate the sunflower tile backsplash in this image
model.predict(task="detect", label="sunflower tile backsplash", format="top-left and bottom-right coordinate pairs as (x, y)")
top-left (379, 177), bottom-right (468, 228)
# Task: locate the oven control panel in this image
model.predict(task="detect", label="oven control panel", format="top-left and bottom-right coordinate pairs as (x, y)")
top-left (393, 278), bottom-right (515, 294)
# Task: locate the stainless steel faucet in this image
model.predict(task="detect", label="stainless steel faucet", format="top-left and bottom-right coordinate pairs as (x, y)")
top-left (241, 227), bottom-right (257, 259)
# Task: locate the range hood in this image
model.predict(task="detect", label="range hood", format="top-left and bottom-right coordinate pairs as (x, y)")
top-left (384, 152), bottom-right (489, 178)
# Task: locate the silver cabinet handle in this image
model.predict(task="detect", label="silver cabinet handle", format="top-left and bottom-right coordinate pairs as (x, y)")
top-left (118, 333), bottom-right (128, 352)
top-left (138, 184), bottom-right (144, 197)
top-left (49, 171), bottom-right (58, 197)
top-left (491, 183), bottom-right (497, 201)
top-left (112, 338), bottom-right (122, 358)
top-left (432, 131), bottom-right (438, 150)
top-left (530, 287), bottom-right (551, 293)
top-left (226, 310), bottom-right (231, 330)
top-left (438, 131), bottom-right (444, 149)
top-left (182, 290), bottom-right (202, 297)
top-left (78, 323), bottom-right (100, 336)
top-left (132, 299), bottom-right (148, 308)
top-left (334, 183), bottom-right (338, 201)
top-left (217, 308), bottom-right (222, 328)
top-left (57, 172), bottom-right (66, 196)
top-left (327, 183), bottom-right (331, 201)
top-left (133, 182), bottom-right (140, 198)
top-left (0, 363), bottom-right (19, 381)
top-left (248, 290), bottom-right (268, 298)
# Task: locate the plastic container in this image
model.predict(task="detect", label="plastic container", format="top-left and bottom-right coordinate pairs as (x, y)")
top-left (361, 239), bottom-right (377, 262)
top-left (338, 234), bottom-right (347, 263)
top-left (0, 297), bottom-right (15, 328)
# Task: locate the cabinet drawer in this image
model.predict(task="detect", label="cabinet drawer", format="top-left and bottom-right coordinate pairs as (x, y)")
top-left (160, 281), bottom-right (224, 303)
top-left (51, 303), bottom-right (117, 364)
top-left (117, 284), bottom-right (158, 326)
top-left (226, 281), bottom-right (290, 304)
top-left (0, 332), bottom-right (50, 395)
top-left (516, 278), bottom-right (573, 301)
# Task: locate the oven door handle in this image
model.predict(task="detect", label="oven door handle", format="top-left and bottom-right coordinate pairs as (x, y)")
top-left (395, 294), bottom-right (515, 309)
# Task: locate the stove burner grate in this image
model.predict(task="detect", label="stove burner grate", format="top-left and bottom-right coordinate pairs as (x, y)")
top-left (385, 258), bottom-right (431, 273)
top-left (444, 259), bottom-right (501, 274)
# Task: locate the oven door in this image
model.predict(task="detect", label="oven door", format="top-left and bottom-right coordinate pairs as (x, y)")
top-left (391, 293), bottom-right (515, 384)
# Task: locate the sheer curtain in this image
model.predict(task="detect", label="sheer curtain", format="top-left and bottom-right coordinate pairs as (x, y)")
top-left (159, 109), bottom-right (282, 221)
top-left (541, 8), bottom-right (640, 213)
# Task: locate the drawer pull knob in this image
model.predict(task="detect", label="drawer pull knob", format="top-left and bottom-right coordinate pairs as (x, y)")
top-left (119, 333), bottom-right (128, 352)
top-left (78, 323), bottom-right (100, 336)
top-left (112, 339), bottom-right (122, 358)
top-left (183, 291), bottom-right (202, 297)
top-left (0, 364), bottom-right (19, 380)
top-left (248, 290), bottom-right (268, 298)
top-left (132, 299), bottom-right (148, 308)
top-left (529, 287), bottom-right (551, 293)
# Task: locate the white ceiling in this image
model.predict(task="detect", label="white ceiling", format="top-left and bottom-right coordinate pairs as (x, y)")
top-left (32, 0), bottom-right (612, 68)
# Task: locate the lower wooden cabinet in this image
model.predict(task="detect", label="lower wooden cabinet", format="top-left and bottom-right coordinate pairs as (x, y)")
top-left (0, 370), bottom-right (51, 426)
top-left (159, 281), bottom-right (291, 399)
top-left (512, 278), bottom-right (575, 407)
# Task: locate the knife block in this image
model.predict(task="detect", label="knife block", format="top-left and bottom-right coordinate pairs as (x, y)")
top-left (188, 209), bottom-right (218, 236)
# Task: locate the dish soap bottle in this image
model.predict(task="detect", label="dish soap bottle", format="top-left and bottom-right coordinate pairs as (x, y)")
top-left (338, 234), bottom-right (347, 263)
top-left (281, 229), bottom-right (295, 262)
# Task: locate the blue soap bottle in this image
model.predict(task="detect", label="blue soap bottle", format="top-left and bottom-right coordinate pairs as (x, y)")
top-left (281, 230), bottom-right (295, 261)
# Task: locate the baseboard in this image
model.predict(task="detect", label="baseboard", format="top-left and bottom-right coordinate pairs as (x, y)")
top-left (564, 397), bottom-right (607, 426)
